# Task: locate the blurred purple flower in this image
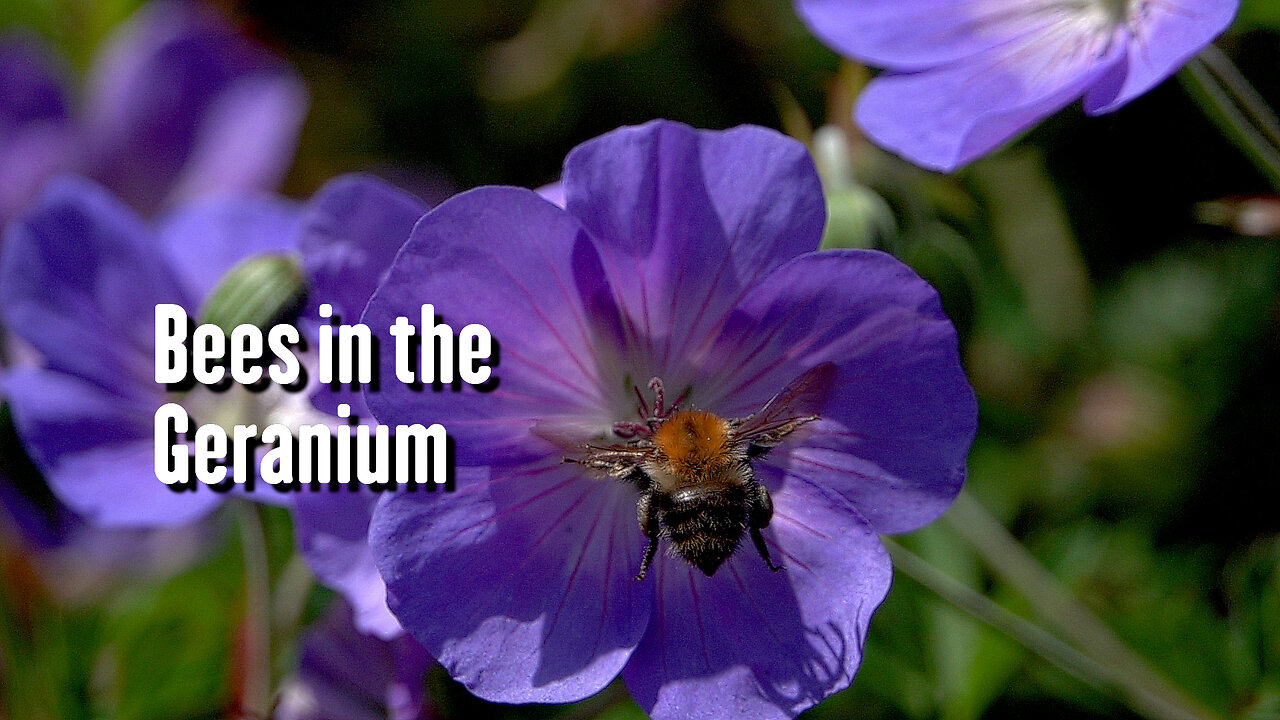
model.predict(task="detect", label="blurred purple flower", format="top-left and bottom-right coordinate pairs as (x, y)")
top-left (0, 482), bottom-right (211, 600)
top-left (795, 0), bottom-right (1239, 171)
top-left (266, 175), bottom-right (441, 711)
top-left (364, 120), bottom-right (977, 720)
top-left (0, 447), bottom-right (208, 584)
top-left (291, 174), bottom-right (430, 639)
top-left (0, 37), bottom-right (77, 225)
top-left (0, 171), bottom-right (435, 639)
top-left (0, 444), bottom-right (78, 549)
top-left (0, 0), bottom-right (304, 554)
top-left (275, 599), bottom-right (435, 720)
top-left (0, 177), bottom-right (301, 527)
top-left (0, 0), bottom-right (306, 224)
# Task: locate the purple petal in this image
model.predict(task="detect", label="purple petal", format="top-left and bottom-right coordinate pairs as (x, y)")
top-left (855, 31), bottom-right (1126, 171)
top-left (0, 471), bottom-right (79, 549)
top-left (361, 187), bottom-right (620, 467)
top-left (165, 71), bottom-right (308, 205)
top-left (83, 0), bottom-right (305, 214)
top-left (0, 120), bottom-right (80, 226)
top-left (561, 121), bottom-right (824, 377)
top-left (300, 174), bottom-right (428, 325)
top-left (276, 599), bottom-right (434, 720)
top-left (293, 489), bottom-right (403, 640)
top-left (0, 35), bottom-right (70, 130)
top-left (622, 475), bottom-right (891, 720)
top-left (702, 250), bottom-right (976, 534)
top-left (795, 0), bottom-right (1055, 71)
top-left (155, 192), bottom-right (302, 304)
top-left (371, 464), bottom-right (651, 703)
top-left (0, 177), bottom-right (191, 397)
top-left (2, 368), bottom-right (222, 527)
top-left (300, 175), bottom-right (427, 416)
top-left (0, 35), bottom-right (78, 222)
top-left (535, 181), bottom-right (565, 208)
top-left (1083, 0), bottom-right (1239, 114)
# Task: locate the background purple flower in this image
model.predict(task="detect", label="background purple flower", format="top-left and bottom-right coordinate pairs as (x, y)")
top-left (0, 36), bottom-right (77, 225)
top-left (0, 469), bottom-right (211, 599)
top-left (795, 0), bottom-right (1240, 171)
top-left (290, 173), bottom-right (429, 639)
top-left (365, 120), bottom-right (977, 720)
top-left (0, 0), bottom-right (306, 555)
top-left (275, 599), bottom-right (435, 720)
top-left (0, 177), bottom-right (300, 527)
top-left (0, 0), bottom-right (306, 224)
top-left (1, 170), bottom-right (435, 646)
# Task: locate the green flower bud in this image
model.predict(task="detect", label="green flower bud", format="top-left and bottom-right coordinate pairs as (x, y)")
top-left (199, 253), bottom-right (307, 334)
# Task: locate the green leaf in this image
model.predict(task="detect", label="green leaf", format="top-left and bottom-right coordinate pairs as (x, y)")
top-left (95, 540), bottom-right (243, 720)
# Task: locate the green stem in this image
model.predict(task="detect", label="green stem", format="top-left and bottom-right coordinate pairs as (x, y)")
top-left (884, 539), bottom-right (1119, 691)
top-left (271, 555), bottom-right (314, 637)
top-left (1179, 53), bottom-right (1280, 191)
top-left (236, 504), bottom-right (273, 719)
top-left (1197, 45), bottom-right (1280, 152)
top-left (944, 492), bottom-right (1224, 720)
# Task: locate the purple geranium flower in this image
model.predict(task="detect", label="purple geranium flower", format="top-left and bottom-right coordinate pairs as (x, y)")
top-left (795, 0), bottom-right (1239, 171)
top-left (290, 174), bottom-right (430, 639)
top-left (0, 0), bottom-right (305, 551)
top-left (0, 171), bottom-right (437, 642)
top-left (0, 176), bottom-right (302, 527)
top-left (0, 0), bottom-right (306, 224)
top-left (365, 120), bottom-right (977, 720)
top-left (0, 37), bottom-right (77, 226)
top-left (0, 478), bottom-right (212, 598)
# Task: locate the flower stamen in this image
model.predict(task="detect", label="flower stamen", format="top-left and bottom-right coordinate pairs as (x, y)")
top-left (616, 376), bottom-right (692, 439)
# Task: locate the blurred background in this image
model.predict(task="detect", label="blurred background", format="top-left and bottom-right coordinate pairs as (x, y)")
top-left (1, 1), bottom-right (1279, 719)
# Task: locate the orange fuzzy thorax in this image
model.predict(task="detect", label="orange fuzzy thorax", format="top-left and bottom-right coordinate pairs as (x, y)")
top-left (651, 410), bottom-right (735, 479)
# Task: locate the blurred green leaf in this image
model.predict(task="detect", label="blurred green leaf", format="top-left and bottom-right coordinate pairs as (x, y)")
top-left (968, 149), bottom-right (1093, 349)
top-left (0, 0), bottom-right (146, 70)
top-left (95, 538), bottom-right (241, 720)
top-left (916, 525), bottom-right (1027, 720)
top-left (0, 569), bottom-right (98, 720)
top-left (1100, 239), bottom-right (1280, 419)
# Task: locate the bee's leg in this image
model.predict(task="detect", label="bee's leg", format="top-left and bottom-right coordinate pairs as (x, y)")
top-left (635, 491), bottom-right (661, 580)
top-left (637, 536), bottom-right (659, 581)
top-left (749, 526), bottom-right (782, 572)
top-left (747, 482), bottom-right (782, 572)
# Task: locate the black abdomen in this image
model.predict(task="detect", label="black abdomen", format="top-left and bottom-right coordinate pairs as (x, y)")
top-left (658, 485), bottom-right (748, 577)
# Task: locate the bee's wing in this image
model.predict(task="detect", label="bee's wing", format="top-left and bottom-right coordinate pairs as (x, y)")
top-left (567, 443), bottom-right (650, 480)
top-left (730, 362), bottom-right (835, 448)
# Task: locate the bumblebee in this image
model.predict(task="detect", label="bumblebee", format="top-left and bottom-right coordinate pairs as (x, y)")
top-left (569, 363), bottom-right (833, 579)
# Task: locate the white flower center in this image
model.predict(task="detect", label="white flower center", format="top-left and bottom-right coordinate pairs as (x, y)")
top-left (1054, 0), bottom-right (1139, 30)
top-left (993, 0), bottom-right (1137, 32)
top-left (1093, 0), bottom-right (1137, 27)
top-left (178, 383), bottom-right (332, 437)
